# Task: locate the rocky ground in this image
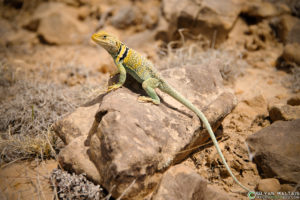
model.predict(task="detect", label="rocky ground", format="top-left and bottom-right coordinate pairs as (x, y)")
top-left (0, 0), bottom-right (299, 199)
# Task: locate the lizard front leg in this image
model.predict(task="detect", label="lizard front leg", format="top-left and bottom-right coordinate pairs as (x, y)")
top-left (138, 78), bottom-right (161, 105)
top-left (107, 61), bottom-right (126, 92)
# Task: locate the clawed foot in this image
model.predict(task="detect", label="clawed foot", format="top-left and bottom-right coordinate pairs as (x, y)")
top-left (138, 96), bottom-right (160, 105)
top-left (106, 84), bottom-right (122, 92)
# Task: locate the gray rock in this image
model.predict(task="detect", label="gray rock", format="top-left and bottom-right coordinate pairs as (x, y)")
top-left (257, 178), bottom-right (281, 192)
top-left (268, 103), bottom-right (300, 122)
top-left (54, 63), bottom-right (237, 199)
top-left (246, 119), bottom-right (300, 183)
top-left (152, 164), bottom-right (234, 200)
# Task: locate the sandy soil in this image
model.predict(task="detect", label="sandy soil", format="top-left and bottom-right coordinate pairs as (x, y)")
top-left (0, 160), bottom-right (57, 200)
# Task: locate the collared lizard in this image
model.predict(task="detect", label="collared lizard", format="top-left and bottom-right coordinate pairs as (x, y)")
top-left (90, 31), bottom-right (253, 193)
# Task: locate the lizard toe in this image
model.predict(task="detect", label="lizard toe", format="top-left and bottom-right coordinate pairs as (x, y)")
top-left (138, 96), bottom-right (160, 105)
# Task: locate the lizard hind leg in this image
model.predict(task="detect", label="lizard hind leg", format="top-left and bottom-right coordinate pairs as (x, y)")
top-left (138, 78), bottom-right (161, 105)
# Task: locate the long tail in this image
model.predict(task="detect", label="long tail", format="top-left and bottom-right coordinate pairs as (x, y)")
top-left (159, 82), bottom-right (253, 193)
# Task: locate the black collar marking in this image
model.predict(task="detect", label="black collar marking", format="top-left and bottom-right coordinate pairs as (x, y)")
top-left (116, 44), bottom-right (122, 57)
top-left (119, 46), bottom-right (129, 62)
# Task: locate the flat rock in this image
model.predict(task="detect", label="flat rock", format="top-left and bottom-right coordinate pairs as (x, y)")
top-left (152, 164), bottom-right (234, 200)
top-left (54, 62), bottom-right (237, 199)
top-left (257, 178), bottom-right (281, 192)
top-left (246, 119), bottom-right (300, 183)
top-left (268, 103), bottom-right (300, 122)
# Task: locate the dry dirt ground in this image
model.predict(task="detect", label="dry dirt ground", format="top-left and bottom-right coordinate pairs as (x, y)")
top-left (0, 0), bottom-right (299, 199)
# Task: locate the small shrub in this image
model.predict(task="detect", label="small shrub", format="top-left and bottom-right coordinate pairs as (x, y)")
top-left (50, 169), bottom-right (104, 200)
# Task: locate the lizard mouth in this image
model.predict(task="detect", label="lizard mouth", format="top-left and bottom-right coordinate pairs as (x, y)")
top-left (91, 33), bottom-right (101, 43)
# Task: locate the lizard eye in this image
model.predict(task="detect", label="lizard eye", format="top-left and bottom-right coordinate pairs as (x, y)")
top-left (103, 35), bottom-right (107, 39)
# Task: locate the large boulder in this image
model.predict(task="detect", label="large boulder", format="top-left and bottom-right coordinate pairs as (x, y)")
top-left (246, 119), bottom-right (300, 183)
top-left (54, 62), bottom-right (237, 199)
top-left (161, 0), bottom-right (245, 44)
top-left (23, 2), bottom-right (90, 44)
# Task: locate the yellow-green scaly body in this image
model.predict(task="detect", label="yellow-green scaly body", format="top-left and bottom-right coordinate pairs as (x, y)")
top-left (115, 43), bottom-right (160, 83)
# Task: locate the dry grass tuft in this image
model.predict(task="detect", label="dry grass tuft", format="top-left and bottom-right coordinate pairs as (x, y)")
top-left (158, 37), bottom-right (248, 83)
top-left (0, 130), bottom-right (57, 165)
top-left (0, 80), bottom-right (77, 136)
top-left (0, 77), bottom-right (73, 163)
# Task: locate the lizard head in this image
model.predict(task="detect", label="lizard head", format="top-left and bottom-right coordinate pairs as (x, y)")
top-left (91, 31), bottom-right (121, 55)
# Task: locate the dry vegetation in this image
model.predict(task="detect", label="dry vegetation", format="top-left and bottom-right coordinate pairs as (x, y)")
top-left (158, 36), bottom-right (248, 84)
top-left (51, 169), bottom-right (104, 199)
top-left (0, 59), bottom-right (103, 164)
